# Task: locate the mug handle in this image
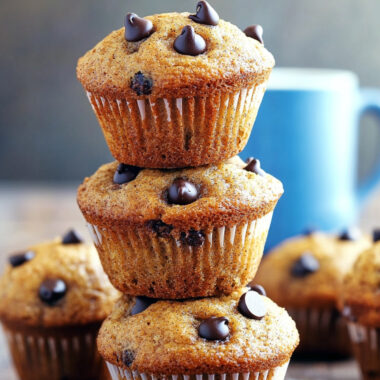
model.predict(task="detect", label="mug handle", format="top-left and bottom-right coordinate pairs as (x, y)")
top-left (357, 88), bottom-right (380, 203)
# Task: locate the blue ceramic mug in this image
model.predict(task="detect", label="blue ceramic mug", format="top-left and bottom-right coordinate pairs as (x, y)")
top-left (242, 68), bottom-right (380, 249)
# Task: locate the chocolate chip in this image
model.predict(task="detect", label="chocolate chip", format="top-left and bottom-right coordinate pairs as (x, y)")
top-left (9, 251), bottom-right (35, 268)
top-left (124, 13), bottom-right (154, 42)
top-left (167, 178), bottom-right (199, 205)
top-left (373, 229), bottom-right (380, 243)
top-left (291, 252), bottom-right (320, 277)
top-left (198, 317), bottom-right (229, 341)
top-left (244, 157), bottom-right (265, 176)
top-left (114, 164), bottom-right (141, 185)
top-left (39, 279), bottom-right (67, 306)
top-left (244, 25), bottom-right (264, 44)
top-left (238, 290), bottom-right (267, 320)
top-left (189, 1), bottom-right (219, 26)
top-left (130, 72), bottom-right (153, 96)
top-left (303, 228), bottom-right (316, 236)
top-left (339, 227), bottom-right (361, 241)
top-left (131, 297), bottom-right (158, 315)
top-left (62, 230), bottom-right (83, 245)
top-left (180, 230), bottom-right (205, 247)
top-left (248, 283), bottom-right (266, 297)
top-left (121, 349), bottom-right (135, 367)
top-left (174, 26), bottom-right (206, 56)
top-left (148, 220), bottom-right (173, 238)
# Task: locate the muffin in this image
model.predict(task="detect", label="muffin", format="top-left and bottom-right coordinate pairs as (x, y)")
top-left (254, 229), bottom-right (371, 358)
top-left (98, 287), bottom-right (299, 380)
top-left (0, 230), bottom-right (119, 380)
top-left (340, 230), bottom-right (380, 380)
top-left (76, 2), bottom-right (275, 168)
top-left (77, 156), bottom-right (283, 299)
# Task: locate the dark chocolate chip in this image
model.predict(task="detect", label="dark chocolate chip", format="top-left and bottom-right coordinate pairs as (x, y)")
top-left (131, 297), bottom-right (157, 316)
top-left (148, 220), bottom-right (173, 238)
top-left (180, 230), bottom-right (205, 247)
top-left (189, 1), bottom-right (219, 26)
top-left (174, 26), bottom-right (206, 56)
top-left (291, 252), bottom-right (320, 277)
top-left (248, 283), bottom-right (266, 297)
top-left (244, 157), bottom-right (265, 176)
top-left (130, 71), bottom-right (153, 96)
top-left (303, 228), bottom-right (316, 236)
top-left (39, 279), bottom-right (67, 306)
top-left (124, 13), bottom-right (154, 42)
top-left (9, 251), bottom-right (35, 268)
top-left (373, 229), bottom-right (380, 243)
top-left (244, 25), bottom-right (264, 44)
top-left (62, 230), bottom-right (83, 245)
top-left (339, 227), bottom-right (361, 241)
top-left (121, 349), bottom-right (135, 367)
top-left (114, 163), bottom-right (141, 185)
top-left (167, 178), bottom-right (199, 205)
top-left (238, 290), bottom-right (267, 320)
top-left (198, 316), bottom-right (229, 341)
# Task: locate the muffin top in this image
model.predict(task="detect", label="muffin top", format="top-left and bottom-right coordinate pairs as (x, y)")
top-left (254, 231), bottom-right (371, 308)
top-left (340, 239), bottom-right (380, 327)
top-left (77, 157), bottom-right (283, 232)
top-left (98, 287), bottom-right (299, 375)
top-left (0, 231), bottom-right (119, 328)
top-left (77, 7), bottom-right (274, 99)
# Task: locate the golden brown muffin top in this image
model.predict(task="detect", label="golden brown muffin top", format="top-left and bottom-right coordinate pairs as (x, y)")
top-left (254, 232), bottom-right (371, 309)
top-left (77, 157), bottom-right (283, 232)
top-left (98, 288), bottom-right (299, 375)
top-left (340, 242), bottom-right (380, 327)
top-left (77, 11), bottom-right (274, 99)
top-left (0, 235), bottom-right (119, 327)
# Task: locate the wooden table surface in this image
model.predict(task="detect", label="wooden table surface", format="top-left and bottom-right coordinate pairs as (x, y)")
top-left (0, 183), bottom-right (379, 380)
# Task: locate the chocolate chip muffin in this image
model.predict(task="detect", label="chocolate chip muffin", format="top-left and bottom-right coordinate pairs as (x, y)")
top-left (77, 156), bottom-right (283, 299)
top-left (340, 230), bottom-right (380, 380)
top-left (98, 287), bottom-right (299, 380)
top-left (254, 229), bottom-right (371, 359)
top-left (0, 231), bottom-right (119, 380)
top-left (76, 2), bottom-right (274, 168)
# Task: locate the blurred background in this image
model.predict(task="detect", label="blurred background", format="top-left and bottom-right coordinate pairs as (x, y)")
top-left (1, 0), bottom-right (380, 181)
top-left (0, 1), bottom-right (380, 379)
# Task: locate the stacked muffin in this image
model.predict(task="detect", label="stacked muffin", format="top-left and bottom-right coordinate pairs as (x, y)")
top-left (76, 2), bottom-right (299, 379)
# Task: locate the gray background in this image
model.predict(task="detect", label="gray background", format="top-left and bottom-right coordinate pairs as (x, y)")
top-left (0, 0), bottom-right (380, 181)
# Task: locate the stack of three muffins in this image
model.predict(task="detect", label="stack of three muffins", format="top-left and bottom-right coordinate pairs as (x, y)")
top-left (76, 2), bottom-right (299, 379)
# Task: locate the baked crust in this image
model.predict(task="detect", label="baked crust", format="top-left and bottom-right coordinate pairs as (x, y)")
top-left (77, 157), bottom-right (284, 232)
top-left (340, 243), bottom-right (380, 327)
top-left (0, 239), bottom-right (119, 327)
top-left (255, 232), bottom-right (371, 309)
top-left (77, 13), bottom-right (275, 99)
top-left (97, 288), bottom-right (299, 375)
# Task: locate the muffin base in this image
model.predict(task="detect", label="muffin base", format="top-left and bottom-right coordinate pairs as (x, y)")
top-left (347, 322), bottom-right (380, 380)
top-left (88, 213), bottom-right (273, 299)
top-left (106, 361), bottom-right (290, 380)
top-left (86, 82), bottom-right (267, 168)
top-left (287, 307), bottom-right (352, 359)
top-left (2, 322), bottom-right (104, 380)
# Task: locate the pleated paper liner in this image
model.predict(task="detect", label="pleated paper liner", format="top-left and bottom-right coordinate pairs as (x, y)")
top-left (2, 322), bottom-right (107, 380)
top-left (86, 82), bottom-right (267, 168)
top-left (287, 307), bottom-right (352, 359)
top-left (106, 361), bottom-right (290, 380)
top-left (347, 322), bottom-right (380, 380)
top-left (88, 212), bottom-right (273, 299)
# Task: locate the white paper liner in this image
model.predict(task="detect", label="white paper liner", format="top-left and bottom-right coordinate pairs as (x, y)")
top-left (87, 212), bottom-right (273, 298)
top-left (106, 361), bottom-right (289, 380)
top-left (347, 322), bottom-right (380, 379)
top-left (3, 326), bottom-right (102, 380)
top-left (86, 82), bottom-right (267, 167)
top-left (287, 307), bottom-right (351, 356)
